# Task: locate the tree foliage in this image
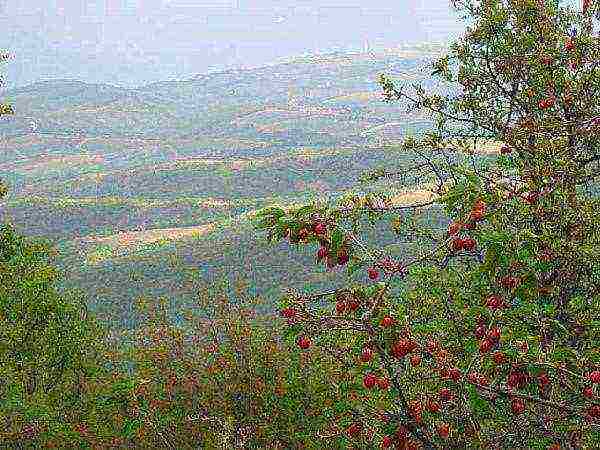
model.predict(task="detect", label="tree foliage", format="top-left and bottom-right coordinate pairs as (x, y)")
top-left (254, 1), bottom-right (600, 448)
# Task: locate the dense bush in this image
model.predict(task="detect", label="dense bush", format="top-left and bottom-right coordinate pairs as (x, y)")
top-left (0, 225), bottom-right (361, 449)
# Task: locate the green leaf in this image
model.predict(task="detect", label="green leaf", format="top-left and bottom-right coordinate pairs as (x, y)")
top-left (467, 384), bottom-right (490, 414)
top-left (330, 229), bottom-right (345, 252)
top-left (122, 419), bottom-right (142, 439)
top-left (294, 205), bottom-right (314, 219)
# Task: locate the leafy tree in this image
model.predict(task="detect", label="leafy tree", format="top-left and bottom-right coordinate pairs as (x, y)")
top-left (0, 50), bottom-right (107, 448)
top-left (254, 0), bottom-right (600, 448)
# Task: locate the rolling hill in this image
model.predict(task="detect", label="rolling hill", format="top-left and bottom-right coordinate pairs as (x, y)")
top-left (0, 47), bottom-right (468, 330)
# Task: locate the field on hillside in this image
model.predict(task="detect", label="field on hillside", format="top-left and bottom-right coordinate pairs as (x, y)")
top-left (0, 49), bottom-right (478, 330)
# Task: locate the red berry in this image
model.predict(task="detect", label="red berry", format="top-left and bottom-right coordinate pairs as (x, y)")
top-left (475, 324), bottom-right (486, 339)
top-left (526, 192), bottom-right (539, 204)
top-left (348, 299), bottom-right (360, 311)
top-left (538, 372), bottom-right (550, 388)
top-left (500, 144), bottom-right (512, 154)
top-left (368, 267), bottom-right (379, 280)
top-left (426, 339), bottom-right (438, 353)
top-left (462, 237), bottom-right (476, 251)
top-left (314, 221), bottom-right (327, 235)
top-left (360, 348), bottom-right (374, 363)
top-left (565, 39), bottom-right (575, 51)
top-left (439, 388), bottom-right (453, 401)
top-left (363, 373), bottom-right (378, 389)
top-left (493, 351), bottom-right (507, 365)
top-left (511, 398), bottom-right (525, 415)
top-left (380, 316), bottom-right (395, 328)
top-left (479, 339), bottom-right (493, 354)
top-left (542, 56), bottom-right (552, 66)
top-left (335, 301), bottom-right (346, 314)
top-left (486, 294), bottom-right (504, 309)
top-left (337, 249), bottom-right (349, 265)
top-left (297, 336), bottom-right (311, 350)
top-left (280, 307), bottom-right (296, 318)
top-left (487, 327), bottom-right (501, 342)
top-left (448, 368), bottom-right (461, 381)
top-left (548, 444), bottom-right (560, 450)
top-left (473, 199), bottom-right (486, 211)
top-left (427, 400), bottom-right (441, 413)
top-left (347, 422), bottom-right (362, 438)
top-left (437, 423), bottom-right (450, 439)
top-left (395, 426), bottom-right (408, 442)
top-left (507, 369), bottom-right (530, 389)
top-left (588, 405), bottom-right (600, 418)
top-left (451, 238), bottom-right (464, 252)
top-left (317, 246), bottom-right (328, 260)
top-left (381, 436), bottom-right (393, 448)
top-left (500, 275), bottom-right (520, 289)
top-left (464, 221), bottom-right (476, 230)
top-left (588, 371), bottom-right (600, 384)
top-left (410, 354), bottom-right (421, 367)
top-left (377, 377), bottom-right (390, 390)
top-left (583, 387), bottom-right (594, 399)
top-left (448, 221), bottom-right (462, 235)
top-left (539, 99), bottom-right (548, 109)
top-left (470, 209), bottom-right (485, 222)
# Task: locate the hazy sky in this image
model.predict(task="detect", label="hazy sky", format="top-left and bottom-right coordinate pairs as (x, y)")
top-left (0, 0), bottom-right (586, 90)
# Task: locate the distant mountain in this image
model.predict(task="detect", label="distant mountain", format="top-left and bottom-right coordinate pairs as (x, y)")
top-left (0, 47), bottom-right (460, 328)
top-left (2, 47), bottom-right (453, 141)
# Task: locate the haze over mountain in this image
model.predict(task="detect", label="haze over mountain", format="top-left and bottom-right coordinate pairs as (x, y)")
top-left (2, 0), bottom-right (476, 90)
